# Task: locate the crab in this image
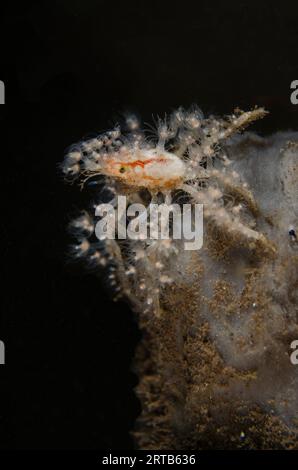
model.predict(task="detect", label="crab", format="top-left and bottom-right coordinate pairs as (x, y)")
top-left (62, 105), bottom-right (267, 202)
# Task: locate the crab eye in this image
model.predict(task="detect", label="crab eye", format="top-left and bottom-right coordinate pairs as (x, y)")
top-left (119, 167), bottom-right (126, 174)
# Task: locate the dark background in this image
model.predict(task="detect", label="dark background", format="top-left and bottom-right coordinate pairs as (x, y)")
top-left (0, 0), bottom-right (298, 450)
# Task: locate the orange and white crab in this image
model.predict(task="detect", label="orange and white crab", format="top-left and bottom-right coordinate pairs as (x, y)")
top-left (62, 106), bottom-right (267, 201)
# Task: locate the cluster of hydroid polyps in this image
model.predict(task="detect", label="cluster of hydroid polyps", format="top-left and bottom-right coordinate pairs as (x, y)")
top-left (62, 106), bottom-right (271, 315)
top-left (62, 106), bottom-right (298, 449)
